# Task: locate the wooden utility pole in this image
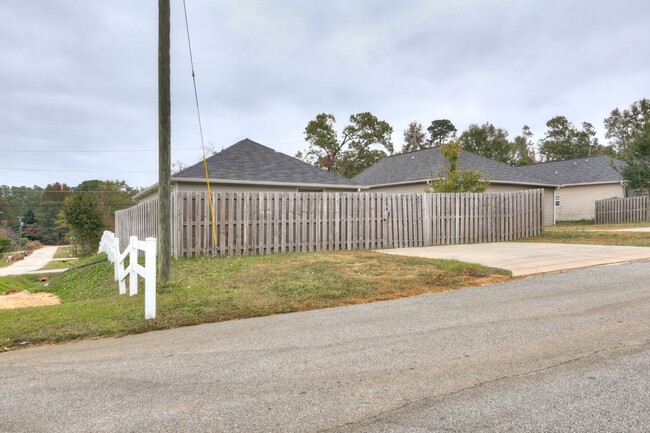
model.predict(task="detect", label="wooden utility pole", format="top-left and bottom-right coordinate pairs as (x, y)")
top-left (158, 0), bottom-right (171, 282)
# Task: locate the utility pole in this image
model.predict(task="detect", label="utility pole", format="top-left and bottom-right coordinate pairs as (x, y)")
top-left (158, 0), bottom-right (171, 282)
top-left (18, 216), bottom-right (23, 248)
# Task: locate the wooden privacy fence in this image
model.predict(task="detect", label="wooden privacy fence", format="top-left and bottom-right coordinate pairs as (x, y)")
top-left (595, 196), bottom-right (648, 224)
top-left (116, 190), bottom-right (544, 258)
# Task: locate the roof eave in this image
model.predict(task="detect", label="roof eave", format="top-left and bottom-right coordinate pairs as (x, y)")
top-left (362, 178), bottom-right (556, 188)
top-left (557, 180), bottom-right (623, 188)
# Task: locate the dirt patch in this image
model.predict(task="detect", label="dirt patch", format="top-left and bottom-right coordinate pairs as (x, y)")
top-left (0, 290), bottom-right (60, 310)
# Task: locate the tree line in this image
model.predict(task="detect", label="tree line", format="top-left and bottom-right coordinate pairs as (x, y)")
top-left (0, 180), bottom-right (138, 256)
top-left (299, 98), bottom-right (650, 179)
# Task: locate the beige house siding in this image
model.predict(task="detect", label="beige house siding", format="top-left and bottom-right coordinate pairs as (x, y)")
top-left (136, 181), bottom-right (359, 202)
top-left (555, 183), bottom-right (624, 221)
top-left (366, 181), bottom-right (555, 226)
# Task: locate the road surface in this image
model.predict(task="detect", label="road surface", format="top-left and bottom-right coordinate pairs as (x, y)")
top-left (0, 246), bottom-right (59, 276)
top-left (1, 260), bottom-right (649, 432)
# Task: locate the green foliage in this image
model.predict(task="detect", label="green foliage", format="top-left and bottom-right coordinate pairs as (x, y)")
top-left (540, 116), bottom-right (615, 161)
top-left (604, 98), bottom-right (650, 158)
top-left (61, 191), bottom-right (106, 255)
top-left (427, 119), bottom-right (457, 146)
top-left (510, 125), bottom-right (537, 166)
top-left (402, 121), bottom-right (428, 153)
top-left (303, 112), bottom-right (394, 178)
top-left (426, 141), bottom-right (489, 193)
top-left (0, 236), bottom-right (11, 254)
top-left (459, 122), bottom-right (513, 164)
top-left (618, 123), bottom-right (650, 202)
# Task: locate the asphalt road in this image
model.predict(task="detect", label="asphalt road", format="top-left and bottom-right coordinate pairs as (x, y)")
top-left (1, 260), bottom-right (649, 432)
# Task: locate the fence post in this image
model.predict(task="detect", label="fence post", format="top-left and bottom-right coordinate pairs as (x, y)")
top-left (144, 237), bottom-right (157, 319)
top-left (129, 236), bottom-right (138, 296)
top-left (113, 237), bottom-right (121, 283)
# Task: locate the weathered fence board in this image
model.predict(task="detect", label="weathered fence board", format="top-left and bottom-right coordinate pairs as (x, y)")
top-left (595, 196), bottom-right (648, 224)
top-left (115, 190), bottom-right (544, 258)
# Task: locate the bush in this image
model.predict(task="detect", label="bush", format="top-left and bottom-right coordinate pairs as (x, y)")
top-left (0, 237), bottom-right (11, 254)
top-left (24, 240), bottom-right (43, 252)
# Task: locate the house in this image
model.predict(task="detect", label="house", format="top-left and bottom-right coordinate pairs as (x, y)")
top-left (352, 147), bottom-right (557, 226)
top-left (352, 148), bottom-right (627, 224)
top-left (517, 156), bottom-right (625, 221)
top-left (135, 138), bottom-right (361, 201)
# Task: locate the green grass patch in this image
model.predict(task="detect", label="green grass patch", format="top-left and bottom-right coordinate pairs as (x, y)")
top-left (550, 221), bottom-right (650, 231)
top-left (0, 250), bottom-right (510, 350)
top-left (53, 246), bottom-right (77, 259)
top-left (521, 230), bottom-right (650, 247)
top-left (0, 275), bottom-right (34, 293)
top-left (37, 259), bottom-right (78, 271)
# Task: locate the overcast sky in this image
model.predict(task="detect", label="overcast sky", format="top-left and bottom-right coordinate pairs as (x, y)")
top-left (1, 0), bottom-right (649, 189)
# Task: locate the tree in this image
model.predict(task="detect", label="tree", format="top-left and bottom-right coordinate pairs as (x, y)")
top-left (604, 98), bottom-right (650, 158)
top-left (458, 122), bottom-right (512, 164)
top-left (402, 121), bottom-right (428, 153)
top-left (74, 180), bottom-right (136, 230)
top-left (37, 182), bottom-right (71, 244)
top-left (61, 191), bottom-right (105, 255)
top-left (427, 119), bottom-right (457, 146)
top-left (0, 237), bottom-right (11, 255)
top-left (426, 140), bottom-right (489, 193)
top-left (618, 123), bottom-right (650, 219)
top-left (539, 116), bottom-right (614, 161)
top-left (511, 125), bottom-right (536, 166)
top-left (303, 112), bottom-right (393, 178)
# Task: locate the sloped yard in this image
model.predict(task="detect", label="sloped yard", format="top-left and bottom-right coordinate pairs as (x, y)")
top-left (0, 250), bottom-right (510, 351)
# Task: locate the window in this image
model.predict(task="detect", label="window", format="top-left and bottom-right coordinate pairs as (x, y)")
top-left (555, 195), bottom-right (560, 206)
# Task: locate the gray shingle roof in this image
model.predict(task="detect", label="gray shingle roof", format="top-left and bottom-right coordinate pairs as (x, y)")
top-left (352, 147), bottom-right (554, 186)
top-left (515, 156), bottom-right (624, 185)
top-left (173, 138), bottom-right (359, 187)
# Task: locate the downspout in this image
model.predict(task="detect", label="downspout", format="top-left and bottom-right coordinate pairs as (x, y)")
top-left (554, 186), bottom-right (561, 226)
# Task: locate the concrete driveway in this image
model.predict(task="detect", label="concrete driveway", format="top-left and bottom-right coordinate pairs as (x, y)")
top-left (0, 246), bottom-right (59, 276)
top-left (377, 242), bottom-right (650, 276)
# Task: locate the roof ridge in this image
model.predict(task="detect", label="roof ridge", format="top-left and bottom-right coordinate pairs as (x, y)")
top-left (519, 154), bottom-right (615, 167)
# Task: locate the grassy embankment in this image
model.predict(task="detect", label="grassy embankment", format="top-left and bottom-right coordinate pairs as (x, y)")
top-left (519, 221), bottom-right (650, 247)
top-left (0, 250), bottom-right (510, 351)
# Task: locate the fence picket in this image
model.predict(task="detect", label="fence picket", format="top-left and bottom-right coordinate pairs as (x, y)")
top-left (116, 190), bottom-right (546, 257)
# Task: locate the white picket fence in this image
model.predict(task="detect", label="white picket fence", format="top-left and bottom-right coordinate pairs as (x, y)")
top-left (98, 230), bottom-right (157, 319)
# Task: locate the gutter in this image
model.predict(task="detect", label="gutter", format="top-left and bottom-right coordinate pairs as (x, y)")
top-left (134, 178), bottom-right (364, 201)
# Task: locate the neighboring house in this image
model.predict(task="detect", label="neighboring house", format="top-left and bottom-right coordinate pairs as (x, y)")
top-left (517, 156), bottom-right (625, 221)
top-left (135, 138), bottom-right (361, 201)
top-left (352, 147), bottom-right (557, 226)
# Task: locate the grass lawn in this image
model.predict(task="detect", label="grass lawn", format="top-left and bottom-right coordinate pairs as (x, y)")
top-left (0, 251), bottom-right (510, 351)
top-left (552, 221), bottom-right (650, 231)
top-left (37, 258), bottom-right (79, 271)
top-left (519, 222), bottom-right (650, 247)
top-left (53, 246), bottom-right (77, 259)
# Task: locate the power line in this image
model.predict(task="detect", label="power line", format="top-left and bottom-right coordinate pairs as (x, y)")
top-left (0, 147), bottom-right (202, 154)
top-left (0, 141), bottom-right (303, 154)
top-left (0, 167), bottom-right (155, 173)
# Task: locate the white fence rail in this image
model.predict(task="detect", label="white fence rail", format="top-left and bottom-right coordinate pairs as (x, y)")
top-left (99, 230), bottom-right (157, 319)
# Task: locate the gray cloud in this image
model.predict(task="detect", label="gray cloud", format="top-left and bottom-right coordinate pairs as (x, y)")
top-left (1, 0), bottom-right (649, 189)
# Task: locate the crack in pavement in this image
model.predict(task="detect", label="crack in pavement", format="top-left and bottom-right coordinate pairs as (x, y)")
top-left (320, 339), bottom-right (650, 432)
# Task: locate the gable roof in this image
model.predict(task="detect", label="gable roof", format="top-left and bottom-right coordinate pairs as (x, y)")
top-left (173, 138), bottom-right (359, 187)
top-left (352, 147), bottom-right (554, 187)
top-left (515, 155), bottom-right (624, 185)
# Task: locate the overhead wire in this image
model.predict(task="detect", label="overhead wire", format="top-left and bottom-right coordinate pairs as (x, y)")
top-left (182, 0), bottom-right (218, 253)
